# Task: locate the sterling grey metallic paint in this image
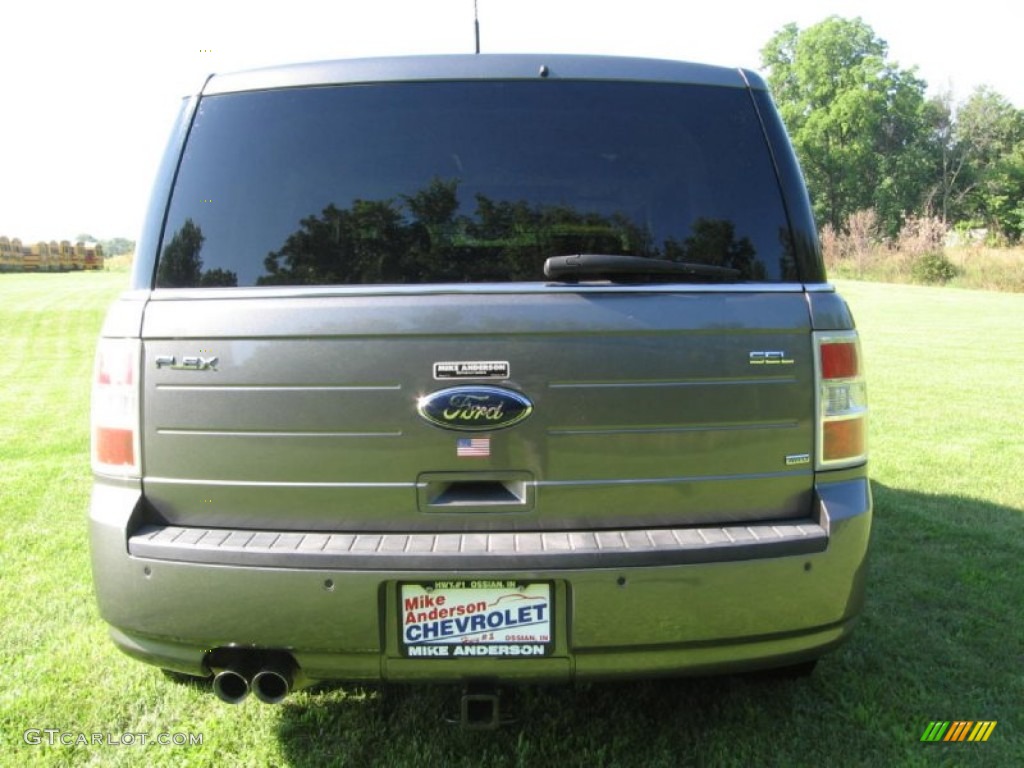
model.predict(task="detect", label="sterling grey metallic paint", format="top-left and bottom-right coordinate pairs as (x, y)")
top-left (90, 54), bottom-right (870, 689)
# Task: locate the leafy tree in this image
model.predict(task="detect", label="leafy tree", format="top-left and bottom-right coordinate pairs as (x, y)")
top-left (403, 178), bottom-right (462, 281)
top-left (681, 218), bottom-right (762, 280)
top-left (101, 237), bottom-right (135, 257)
top-left (157, 219), bottom-right (205, 287)
top-left (952, 88), bottom-right (1024, 237)
top-left (199, 268), bottom-right (239, 287)
top-left (923, 91), bottom-right (963, 223)
top-left (260, 198), bottom-right (411, 285)
top-left (761, 16), bottom-right (931, 235)
top-left (156, 219), bottom-right (236, 287)
top-left (259, 179), bottom-right (769, 285)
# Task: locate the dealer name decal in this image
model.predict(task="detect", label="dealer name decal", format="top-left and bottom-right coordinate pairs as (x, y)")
top-left (400, 581), bottom-right (552, 657)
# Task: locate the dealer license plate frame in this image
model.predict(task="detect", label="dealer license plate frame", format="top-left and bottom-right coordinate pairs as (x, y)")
top-left (398, 580), bottom-right (554, 659)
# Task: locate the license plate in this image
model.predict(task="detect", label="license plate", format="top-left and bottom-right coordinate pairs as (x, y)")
top-left (399, 580), bottom-right (553, 658)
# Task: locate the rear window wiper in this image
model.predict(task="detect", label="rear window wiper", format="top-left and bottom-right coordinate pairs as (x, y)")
top-left (543, 254), bottom-right (741, 282)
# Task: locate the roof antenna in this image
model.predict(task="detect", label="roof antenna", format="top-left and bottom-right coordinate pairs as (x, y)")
top-left (474, 0), bottom-right (481, 54)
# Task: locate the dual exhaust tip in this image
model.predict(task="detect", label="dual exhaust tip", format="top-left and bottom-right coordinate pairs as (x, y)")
top-left (210, 651), bottom-right (296, 705)
top-left (211, 657), bottom-right (509, 727)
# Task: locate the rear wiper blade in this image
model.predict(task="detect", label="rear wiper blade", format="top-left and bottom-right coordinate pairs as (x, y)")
top-left (543, 254), bottom-right (741, 282)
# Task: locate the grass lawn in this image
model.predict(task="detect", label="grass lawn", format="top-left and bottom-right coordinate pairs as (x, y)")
top-left (0, 273), bottom-right (1020, 767)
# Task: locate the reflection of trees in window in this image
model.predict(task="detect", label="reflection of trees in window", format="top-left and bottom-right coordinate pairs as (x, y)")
top-left (777, 227), bottom-right (811, 282)
top-left (157, 218), bottom-right (238, 287)
top-left (199, 268), bottom-right (240, 287)
top-left (254, 178), bottom-right (769, 285)
top-left (260, 199), bottom-right (411, 286)
top-left (664, 219), bottom-right (763, 280)
top-left (157, 218), bottom-right (204, 287)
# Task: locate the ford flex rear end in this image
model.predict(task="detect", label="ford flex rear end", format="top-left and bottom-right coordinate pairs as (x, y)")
top-left (90, 55), bottom-right (870, 705)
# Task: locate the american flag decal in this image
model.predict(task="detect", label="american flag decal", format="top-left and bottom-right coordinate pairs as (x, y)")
top-left (456, 438), bottom-right (491, 457)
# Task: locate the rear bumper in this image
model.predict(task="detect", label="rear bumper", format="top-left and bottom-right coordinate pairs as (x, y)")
top-left (89, 476), bottom-right (871, 683)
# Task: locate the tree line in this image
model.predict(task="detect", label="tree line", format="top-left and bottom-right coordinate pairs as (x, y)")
top-left (75, 234), bottom-right (136, 257)
top-left (156, 180), bottom-right (774, 288)
top-left (761, 16), bottom-right (1024, 241)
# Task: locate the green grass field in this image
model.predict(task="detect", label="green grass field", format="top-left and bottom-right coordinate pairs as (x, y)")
top-left (1, 273), bottom-right (1021, 767)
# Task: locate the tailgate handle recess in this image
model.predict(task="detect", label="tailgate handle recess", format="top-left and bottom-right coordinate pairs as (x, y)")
top-left (430, 480), bottom-right (526, 507)
top-left (417, 471), bottom-right (534, 512)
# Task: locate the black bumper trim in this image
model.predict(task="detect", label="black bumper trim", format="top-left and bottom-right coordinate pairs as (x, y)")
top-left (128, 521), bottom-right (827, 570)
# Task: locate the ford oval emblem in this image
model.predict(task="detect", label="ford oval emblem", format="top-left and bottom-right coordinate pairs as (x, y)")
top-left (417, 386), bottom-right (533, 432)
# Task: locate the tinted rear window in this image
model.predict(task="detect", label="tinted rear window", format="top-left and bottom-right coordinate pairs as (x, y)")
top-left (156, 81), bottom-right (796, 287)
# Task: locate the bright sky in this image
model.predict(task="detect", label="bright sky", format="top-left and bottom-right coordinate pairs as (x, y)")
top-left (1, 0), bottom-right (1018, 243)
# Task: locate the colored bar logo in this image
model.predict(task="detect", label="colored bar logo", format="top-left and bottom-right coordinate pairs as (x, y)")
top-left (920, 721), bottom-right (997, 742)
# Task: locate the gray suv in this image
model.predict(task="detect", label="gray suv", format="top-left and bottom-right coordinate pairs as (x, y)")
top-left (90, 54), bottom-right (870, 714)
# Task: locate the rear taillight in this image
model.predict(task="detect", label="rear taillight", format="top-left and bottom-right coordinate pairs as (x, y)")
top-left (92, 338), bottom-right (141, 477)
top-left (814, 331), bottom-right (867, 469)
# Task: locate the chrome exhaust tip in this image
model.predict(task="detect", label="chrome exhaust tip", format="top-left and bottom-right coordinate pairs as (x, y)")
top-left (211, 667), bottom-right (250, 704)
top-left (252, 659), bottom-right (295, 705)
top-left (207, 649), bottom-right (298, 704)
